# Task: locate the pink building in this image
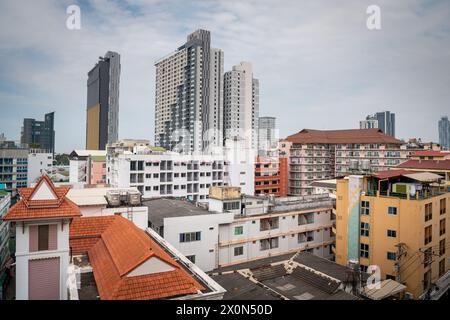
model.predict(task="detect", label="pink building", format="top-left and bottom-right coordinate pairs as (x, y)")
top-left (69, 150), bottom-right (107, 186)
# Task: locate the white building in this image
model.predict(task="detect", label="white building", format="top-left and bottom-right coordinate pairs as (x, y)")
top-left (69, 149), bottom-right (107, 186)
top-left (155, 29), bottom-right (224, 153)
top-left (223, 62), bottom-right (259, 150)
top-left (66, 187), bottom-right (148, 230)
top-left (107, 145), bottom-right (227, 202)
top-left (223, 138), bottom-right (255, 196)
top-left (27, 149), bottom-right (53, 186)
top-left (146, 186), bottom-right (335, 272)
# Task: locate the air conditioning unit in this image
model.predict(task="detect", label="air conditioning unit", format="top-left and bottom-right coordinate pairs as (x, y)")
top-left (106, 191), bottom-right (121, 206)
top-left (127, 191), bottom-right (142, 206)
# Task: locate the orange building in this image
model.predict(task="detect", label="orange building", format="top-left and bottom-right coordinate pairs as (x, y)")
top-left (254, 155), bottom-right (289, 197)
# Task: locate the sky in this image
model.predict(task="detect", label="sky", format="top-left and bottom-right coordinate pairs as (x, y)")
top-left (0, 0), bottom-right (449, 153)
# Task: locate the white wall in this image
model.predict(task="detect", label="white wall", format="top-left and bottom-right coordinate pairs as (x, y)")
top-left (15, 220), bottom-right (70, 300)
top-left (77, 205), bottom-right (148, 230)
top-left (28, 152), bottom-right (53, 186)
top-left (163, 213), bottom-right (233, 271)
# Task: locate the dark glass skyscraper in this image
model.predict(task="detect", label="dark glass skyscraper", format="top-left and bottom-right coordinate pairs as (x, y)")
top-left (20, 112), bottom-right (55, 153)
top-left (86, 51), bottom-right (120, 150)
top-left (361, 111), bottom-right (395, 137)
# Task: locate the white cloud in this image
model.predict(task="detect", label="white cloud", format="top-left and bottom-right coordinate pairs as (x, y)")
top-left (0, 0), bottom-right (449, 152)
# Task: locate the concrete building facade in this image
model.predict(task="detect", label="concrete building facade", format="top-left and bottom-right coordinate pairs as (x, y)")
top-left (86, 51), bottom-right (121, 150)
top-left (223, 62), bottom-right (259, 150)
top-left (335, 172), bottom-right (450, 299)
top-left (155, 30), bottom-right (223, 153)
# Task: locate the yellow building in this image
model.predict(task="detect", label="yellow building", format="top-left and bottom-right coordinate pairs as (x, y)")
top-left (335, 170), bottom-right (450, 299)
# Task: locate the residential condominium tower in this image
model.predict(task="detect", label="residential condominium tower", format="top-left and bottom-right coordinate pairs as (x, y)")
top-left (155, 29), bottom-right (224, 153)
top-left (258, 116), bottom-right (277, 156)
top-left (86, 51), bottom-right (121, 150)
top-left (438, 116), bottom-right (450, 150)
top-left (223, 62), bottom-right (259, 150)
top-left (20, 112), bottom-right (55, 153)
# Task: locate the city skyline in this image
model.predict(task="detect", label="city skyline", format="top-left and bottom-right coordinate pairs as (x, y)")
top-left (1, 0), bottom-right (450, 153)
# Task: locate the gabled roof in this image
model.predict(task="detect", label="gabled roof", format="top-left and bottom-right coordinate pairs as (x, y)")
top-left (2, 175), bottom-right (81, 221)
top-left (70, 216), bottom-right (205, 300)
top-left (373, 169), bottom-right (414, 180)
top-left (286, 129), bottom-right (403, 144)
top-left (396, 159), bottom-right (450, 171)
top-left (411, 151), bottom-right (446, 157)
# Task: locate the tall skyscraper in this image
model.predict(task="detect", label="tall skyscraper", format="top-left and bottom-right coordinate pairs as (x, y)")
top-left (86, 51), bottom-right (120, 150)
top-left (223, 62), bottom-right (259, 150)
top-left (361, 111), bottom-right (395, 137)
top-left (438, 116), bottom-right (450, 149)
top-left (257, 116), bottom-right (277, 156)
top-left (154, 30), bottom-right (223, 153)
top-left (20, 111), bottom-right (55, 153)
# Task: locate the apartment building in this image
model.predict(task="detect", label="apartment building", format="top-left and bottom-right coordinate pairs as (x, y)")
top-left (69, 150), bottom-right (107, 186)
top-left (107, 144), bottom-right (226, 202)
top-left (0, 191), bottom-right (11, 300)
top-left (223, 62), bottom-right (259, 150)
top-left (258, 116), bottom-right (277, 156)
top-left (396, 157), bottom-right (450, 190)
top-left (286, 128), bottom-right (410, 196)
top-left (0, 147), bottom-right (29, 196)
top-left (255, 155), bottom-right (284, 196)
top-left (155, 29), bottom-right (223, 153)
top-left (27, 149), bottom-right (53, 186)
top-left (335, 171), bottom-right (450, 299)
top-left (146, 186), bottom-right (335, 272)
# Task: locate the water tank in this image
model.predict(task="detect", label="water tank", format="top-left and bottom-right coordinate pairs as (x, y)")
top-left (106, 191), bottom-right (121, 206)
top-left (127, 190), bottom-right (142, 206)
top-left (360, 159), bottom-right (370, 171)
top-left (349, 159), bottom-right (359, 171)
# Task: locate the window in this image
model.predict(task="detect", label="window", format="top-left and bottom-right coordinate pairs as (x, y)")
top-left (234, 226), bottom-right (243, 235)
top-left (179, 231), bottom-right (201, 243)
top-left (386, 274), bottom-right (396, 280)
top-left (440, 219), bottom-right (446, 236)
top-left (234, 246), bottom-right (244, 256)
top-left (387, 230), bottom-right (397, 238)
top-left (223, 201), bottom-right (240, 211)
top-left (440, 198), bottom-right (446, 215)
top-left (360, 243), bottom-right (369, 258)
top-left (361, 201), bottom-right (370, 215)
top-left (38, 225), bottom-right (49, 251)
top-left (387, 252), bottom-right (397, 261)
top-left (424, 248), bottom-right (432, 268)
top-left (260, 237), bottom-right (279, 251)
top-left (388, 207), bottom-right (397, 215)
top-left (360, 222), bottom-right (370, 237)
top-left (440, 239), bottom-right (446, 256)
top-left (425, 203), bottom-right (433, 222)
top-left (424, 226), bottom-right (432, 245)
top-left (186, 255), bottom-right (196, 263)
top-left (439, 259), bottom-right (446, 277)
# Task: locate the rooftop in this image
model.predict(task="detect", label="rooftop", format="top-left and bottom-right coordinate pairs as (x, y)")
top-left (286, 128), bottom-right (403, 145)
top-left (411, 150), bottom-right (448, 157)
top-left (70, 150), bottom-right (107, 158)
top-left (396, 159), bottom-right (450, 171)
top-left (144, 198), bottom-right (213, 228)
top-left (67, 187), bottom-right (140, 207)
top-left (70, 215), bottom-right (209, 300)
top-left (2, 175), bottom-right (81, 221)
top-left (210, 252), bottom-right (363, 300)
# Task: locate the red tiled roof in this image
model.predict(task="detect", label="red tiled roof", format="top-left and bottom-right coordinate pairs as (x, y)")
top-left (2, 175), bottom-right (81, 221)
top-left (396, 159), bottom-right (450, 171)
top-left (373, 169), bottom-right (414, 179)
top-left (286, 129), bottom-right (403, 144)
top-left (411, 151), bottom-right (446, 157)
top-left (69, 216), bottom-right (205, 300)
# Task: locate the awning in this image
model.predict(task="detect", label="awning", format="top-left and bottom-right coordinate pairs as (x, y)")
top-left (403, 172), bottom-right (443, 182)
top-left (363, 279), bottom-right (406, 300)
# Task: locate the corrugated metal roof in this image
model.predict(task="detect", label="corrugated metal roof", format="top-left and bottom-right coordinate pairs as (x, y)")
top-left (363, 279), bottom-right (406, 300)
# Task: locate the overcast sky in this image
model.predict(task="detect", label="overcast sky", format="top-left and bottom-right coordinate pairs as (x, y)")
top-left (0, 0), bottom-right (449, 153)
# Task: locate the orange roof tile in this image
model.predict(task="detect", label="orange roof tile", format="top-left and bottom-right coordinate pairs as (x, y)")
top-left (286, 129), bottom-right (403, 144)
top-left (2, 176), bottom-right (81, 221)
top-left (69, 215), bottom-right (205, 300)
